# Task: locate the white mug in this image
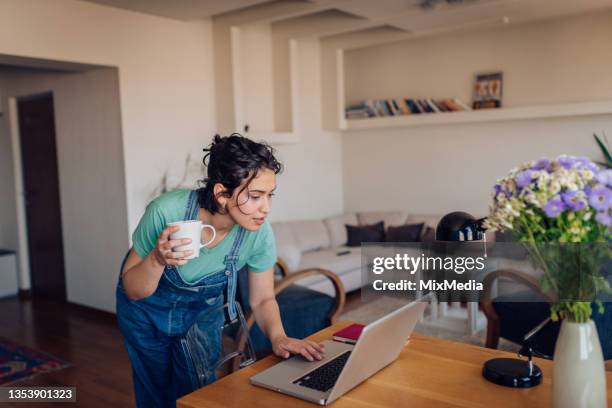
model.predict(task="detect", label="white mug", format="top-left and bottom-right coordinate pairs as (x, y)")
top-left (168, 220), bottom-right (216, 260)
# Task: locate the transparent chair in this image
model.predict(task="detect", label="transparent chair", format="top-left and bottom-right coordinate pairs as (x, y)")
top-left (182, 301), bottom-right (256, 387)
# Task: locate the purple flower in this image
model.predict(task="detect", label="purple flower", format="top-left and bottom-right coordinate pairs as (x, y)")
top-left (532, 159), bottom-right (550, 171)
top-left (516, 170), bottom-right (534, 189)
top-left (558, 155), bottom-right (577, 169)
top-left (588, 184), bottom-right (612, 211)
top-left (544, 197), bottom-right (566, 218)
top-left (575, 157), bottom-right (599, 173)
top-left (494, 184), bottom-right (512, 200)
top-left (595, 211), bottom-right (611, 227)
top-left (596, 169), bottom-right (612, 187)
top-left (561, 191), bottom-right (586, 211)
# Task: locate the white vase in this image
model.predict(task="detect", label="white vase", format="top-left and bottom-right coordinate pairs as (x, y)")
top-left (553, 319), bottom-right (606, 408)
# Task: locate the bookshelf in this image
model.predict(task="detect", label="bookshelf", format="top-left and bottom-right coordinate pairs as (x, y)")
top-left (335, 29), bottom-right (612, 132)
top-left (341, 100), bottom-right (612, 131)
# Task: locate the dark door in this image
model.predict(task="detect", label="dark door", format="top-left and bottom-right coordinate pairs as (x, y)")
top-left (18, 93), bottom-right (67, 302)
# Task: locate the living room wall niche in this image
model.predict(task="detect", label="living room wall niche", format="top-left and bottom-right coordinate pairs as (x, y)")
top-left (340, 10), bottom-right (612, 218)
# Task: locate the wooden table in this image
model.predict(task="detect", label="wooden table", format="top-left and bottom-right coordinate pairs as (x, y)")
top-left (178, 321), bottom-right (612, 408)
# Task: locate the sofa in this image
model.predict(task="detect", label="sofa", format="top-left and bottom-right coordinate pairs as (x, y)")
top-left (271, 210), bottom-right (450, 296)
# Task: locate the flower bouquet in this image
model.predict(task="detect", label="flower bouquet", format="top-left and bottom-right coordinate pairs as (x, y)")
top-left (486, 155), bottom-right (611, 321)
top-left (486, 155), bottom-right (611, 407)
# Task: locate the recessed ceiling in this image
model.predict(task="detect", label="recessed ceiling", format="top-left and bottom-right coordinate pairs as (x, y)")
top-left (79, 0), bottom-right (276, 21)
top-left (78, 0), bottom-right (612, 38)
top-left (0, 54), bottom-right (109, 72)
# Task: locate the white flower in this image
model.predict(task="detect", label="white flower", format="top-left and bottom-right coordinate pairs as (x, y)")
top-left (549, 180), bottom-right (561, 195)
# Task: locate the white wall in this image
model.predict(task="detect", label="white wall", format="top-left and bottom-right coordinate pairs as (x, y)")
top-left (238, 23), bottom-right (275, 132)
top-left (0, 0), bottom-right (216, 311)
top-left (0, 67), bottom-right (129, 311)
top-left (0, 0), bottom-right (217, 236)
top-left (342, 11), bottom-right (612, 217)
top-left (269, 38), bottom-right (344, 221)
top-left (344, 11), bottom-right (612, 107)
top-left (211, 17), bottom-right (345, 222)
top-left (0, 0), bottom-right (344, 312)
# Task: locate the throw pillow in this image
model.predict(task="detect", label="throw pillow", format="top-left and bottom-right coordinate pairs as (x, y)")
top-left (421, 226), bottom-right (436, 242)
top-left (345, 221), bottom-right (385, 247)
top-left (385, 223), bottom-right (424, 242)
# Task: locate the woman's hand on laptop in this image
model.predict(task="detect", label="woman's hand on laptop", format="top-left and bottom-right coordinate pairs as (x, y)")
top-left (271, 336), bottom-right (325, 362)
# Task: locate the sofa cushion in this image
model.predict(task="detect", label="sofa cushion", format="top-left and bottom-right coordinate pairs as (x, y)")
top-left (324, 213), bottom-right (358, 247)
top-left (346, 222), bottom-right (385, 247)
top-left (291, 219), bottom-right (331, 252)
top-left (421, 226), bottom-right (436, 242)
top-left (298, 247), bottom-right (361, 278)
top-left (277, 245), bottom-right (301, 272)
top-left (358, 210), bottom-right (408, 227)
top-left (385, 223), bottom-right (424, 242)
top-left (271, 222), bottom-right (301, 271)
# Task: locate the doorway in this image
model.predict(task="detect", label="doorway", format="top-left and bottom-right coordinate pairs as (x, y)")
top-left (17, 93), bottom-right (67, 302)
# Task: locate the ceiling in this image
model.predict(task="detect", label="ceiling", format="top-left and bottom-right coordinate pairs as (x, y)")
top-left (79, 0), bottom-right (277, 20)
top-left (79, 0), bottom-right (612, 38)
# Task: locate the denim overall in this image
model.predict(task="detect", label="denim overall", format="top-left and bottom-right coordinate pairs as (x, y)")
top-left (116, 191), bottom-right (246, 408)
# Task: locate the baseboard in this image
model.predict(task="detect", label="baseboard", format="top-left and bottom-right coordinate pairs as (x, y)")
top-left (18, 289), bottom-right (31, 300)
top-left (67, 301), bottom-right (117, 324)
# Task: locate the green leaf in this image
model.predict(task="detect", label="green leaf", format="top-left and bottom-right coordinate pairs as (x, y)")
top-left (594, 133), bottom-right (612, 165)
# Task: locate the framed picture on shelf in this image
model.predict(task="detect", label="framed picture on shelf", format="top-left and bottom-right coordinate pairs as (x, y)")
top-left (472, 72), bottom-right (503, 109)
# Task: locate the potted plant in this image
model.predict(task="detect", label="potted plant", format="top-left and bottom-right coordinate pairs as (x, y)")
top-left (486, 155), bottom-right (611, 407)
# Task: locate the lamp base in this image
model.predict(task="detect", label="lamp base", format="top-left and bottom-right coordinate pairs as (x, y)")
top-left (482, 358), bottom-right (542, 388)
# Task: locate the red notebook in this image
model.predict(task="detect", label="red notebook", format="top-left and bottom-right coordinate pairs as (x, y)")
top-left (332, 323), bottom-right (365, 344)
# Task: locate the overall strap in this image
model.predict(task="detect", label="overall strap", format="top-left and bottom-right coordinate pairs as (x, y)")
top-left (184, 190), bottom-right (200, 221)
top-left (224, 227), bottom-right (247, 321)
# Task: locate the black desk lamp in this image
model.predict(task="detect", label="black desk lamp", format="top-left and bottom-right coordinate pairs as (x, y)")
top-left (435, 211), bottom-right (485, 242)
top-left (436, 211), bottom-right (544, 388)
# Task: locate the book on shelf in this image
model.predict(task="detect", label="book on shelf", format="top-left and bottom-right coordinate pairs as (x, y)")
top-left (453, 97), bottom-right (472, 111)
top-left (405, 99), bottom-right (421, 114)
top-left (392, 99), bottom-right (402, 115)
top-left (472, 72), bottom-right (503, 110)
top-left (417, 99), bottom-right (431, 113)
top-left (345, 97), bottom-right (472, 119)
top-left (439, 99), bottom-right (455, 112)
top-left (385, 99), bottom-right (398, 116)
top-left (398, 99), bottom-right (411, 115)
top-left (426, 99), bottom-right (441, 113)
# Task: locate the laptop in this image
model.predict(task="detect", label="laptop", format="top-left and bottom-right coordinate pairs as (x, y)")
top-left (250, 301), bottom-right (426, 405)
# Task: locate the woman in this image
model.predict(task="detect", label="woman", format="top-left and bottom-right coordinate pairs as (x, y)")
top-left (116, 134), bottom-right (325, 407)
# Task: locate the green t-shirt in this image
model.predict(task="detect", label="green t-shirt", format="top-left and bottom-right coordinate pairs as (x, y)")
top-left (132, 189), bottom-right (277, 283)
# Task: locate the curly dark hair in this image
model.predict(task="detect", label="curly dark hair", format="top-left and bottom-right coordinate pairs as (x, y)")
top-left (197, 133), bottom-right (282, 214)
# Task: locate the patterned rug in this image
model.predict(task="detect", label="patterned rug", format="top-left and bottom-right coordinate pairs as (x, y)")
top-left (0, 338), bottom-right (69, 385)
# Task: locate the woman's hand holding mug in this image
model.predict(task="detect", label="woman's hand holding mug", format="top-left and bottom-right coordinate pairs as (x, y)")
top-left (152, 221), bottom-right (217, 267)
top-left (151, 225), bottom-right (194, 267)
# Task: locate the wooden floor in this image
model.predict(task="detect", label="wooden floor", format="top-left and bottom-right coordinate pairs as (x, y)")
top-left (0, 297), bottom-right (134, 407)
top-left (0, 293), bottom-right (364, 407)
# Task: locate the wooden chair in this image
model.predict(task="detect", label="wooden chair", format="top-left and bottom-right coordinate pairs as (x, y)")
top-left (481, 268), bottom-right (612, 370)
top-left (480, 268), bottom-right (555, 350)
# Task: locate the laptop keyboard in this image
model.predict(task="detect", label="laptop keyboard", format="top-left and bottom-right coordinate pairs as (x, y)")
top-left (293, 351), bottom-right (352, 393)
